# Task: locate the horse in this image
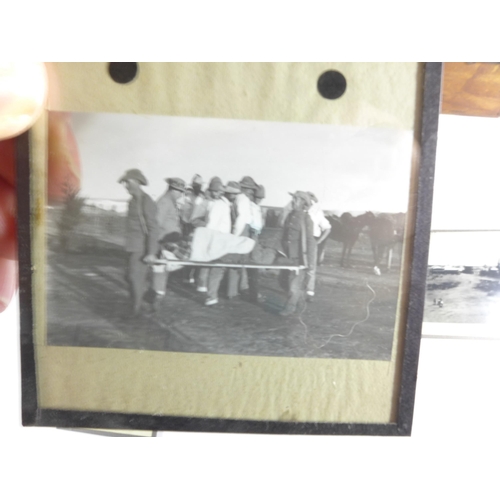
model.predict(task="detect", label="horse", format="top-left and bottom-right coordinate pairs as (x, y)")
top-left (318, 212), bottom-right (374, 267)
top-left (367, 212), bottom-right (405, 275)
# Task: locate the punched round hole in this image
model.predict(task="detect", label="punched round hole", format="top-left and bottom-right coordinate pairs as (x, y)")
top-left (317, 70), bottom-right (347, 100)
top-left (108, 62), bottom-right (138, 84)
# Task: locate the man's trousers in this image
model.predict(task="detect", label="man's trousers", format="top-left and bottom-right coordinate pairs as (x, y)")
top-left (125, 251), bottom-right (149, 313)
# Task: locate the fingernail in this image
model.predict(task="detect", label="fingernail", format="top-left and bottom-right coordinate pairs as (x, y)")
top-left (0, 258), bottom-right (16, 313)
top-left (0, 62), bottom-right (47, 139)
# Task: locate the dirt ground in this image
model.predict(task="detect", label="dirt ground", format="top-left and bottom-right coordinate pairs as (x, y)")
top-left (46, 232), bottom-right (402, 361)
top-left (424, 270), bottom-right (500, 323)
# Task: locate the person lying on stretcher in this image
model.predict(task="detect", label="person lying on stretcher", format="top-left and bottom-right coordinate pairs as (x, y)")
top-left (203, 192), bottom-right (315, 312)
top-left (154, 191), bottom-right (315, 315)
top-left (153, 226), bottom-right (284, 273)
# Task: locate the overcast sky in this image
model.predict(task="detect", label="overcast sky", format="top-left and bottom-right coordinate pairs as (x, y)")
top-left (432, 114), bottom-right (500, 230)
top-left (428, 114), bottom-right (500, 265)
top-left (71, 112), bottom-right (413, 213)
top-left (428, 231), bottom-right (500, 266)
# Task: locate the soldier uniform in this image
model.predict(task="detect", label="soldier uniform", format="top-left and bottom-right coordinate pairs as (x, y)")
top-left (280, 191), bottom-right (316, 316)
top-left (157, 178), bottom-right (185, 243)
top-left (119, 169), bottom-right (159, 316)
top-left (249, 184), bottom-right (265, 238)
top-left (194, 176), bottom-right (224, 292)
top-left (180, 174), bottom-right (207, 233)
top-left (306, 193), bottom-right (331, 300)
top-left (153, 177), bottom-right (186, 297)
top-left (205, 181), bottom-right (242, 305)
top-left (179, 174), bottom-right (208, 284)
top-left (239, 184), bottom-right (266, 299)
top-left (227, 176), bottom-right (259, 300)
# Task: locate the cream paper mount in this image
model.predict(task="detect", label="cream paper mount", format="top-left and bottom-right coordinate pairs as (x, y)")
top-left (18, 62), bottom-right (441, 435)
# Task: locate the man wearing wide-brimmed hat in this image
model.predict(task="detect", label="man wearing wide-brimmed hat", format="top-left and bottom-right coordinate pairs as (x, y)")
top-left (189, 176), bottom-right (223, 228)
top-left (204, 181), bottom-right (242, 305)
top-left (205, 180), bottom-right (240, 233)
top-left (157, 177), bottom-right (186, 243)
top-left (179, 174), bottom-right (207, 284)
top-left (192, 176), bottom-right (227, 292)
top-left (306, 191), bottom-right (331, 301)
top-left (223, 180), bottom-right (241, 210)
top-left (233, 176), bottom-right (258, 236)
top-left (152, 177), bottom-right (186, 299)
top-left (250, 184), bottom-right (266, 238)
top-left (238, 183), bottom-right (266, 300)
top-left (225, 176), bottom-right (259, 300)
top-left (118, 169), bottom-right (159, 317)
top-left (279, 191), bottom-right (316, 316)
top-left (180, 174), bottom-right (206, 231)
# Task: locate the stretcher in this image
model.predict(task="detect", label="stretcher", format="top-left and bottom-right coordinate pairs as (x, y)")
top-left (152, 259), bottom-right (307, 275)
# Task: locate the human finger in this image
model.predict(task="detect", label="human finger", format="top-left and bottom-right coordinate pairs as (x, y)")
top-left (0, 138), bottom-right (15, 186)
top-left (0, 111), bottom-right (82, 196)
top-left (0, 257), bottom-right (16, 313)
top-left (0, 62), bottom-right (47, 140)
top-left (48, 111), bottom-right (81, 201)
top-left (0, 90), bottom-right (81, 314)
top-left (0, 137), bottom-right (17, 315)
top-left (0, 175), bottom-right (16, 261)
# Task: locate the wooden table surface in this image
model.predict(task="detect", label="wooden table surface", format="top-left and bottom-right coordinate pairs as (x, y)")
top-left (442, 62), bottom-right (500, 117)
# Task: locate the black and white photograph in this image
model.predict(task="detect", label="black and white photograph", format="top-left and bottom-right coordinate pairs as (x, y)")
top-left (424, 114), bottom-right (500, 326)
top-left (46, 110), bottom-right (413, 360)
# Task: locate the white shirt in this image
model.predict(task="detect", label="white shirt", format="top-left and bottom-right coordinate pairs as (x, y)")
top-left (233, 193), bottom-right (253, 236)
top-left (188, 195), bottom-right (210, 223)
top-left (206, 197), bottom-right (232, 234)
top-left (250, 202), bottom-right (264, 235)
top-left (308, 201), bottom-right (331, 238)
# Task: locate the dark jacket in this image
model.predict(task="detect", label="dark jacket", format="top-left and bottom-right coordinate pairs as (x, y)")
top-left (157, 191), bottom-right (182, 241)
top-left (282, 210), bottom-right (315, 266)
top-left (124, 192), bottom-right (159, 255)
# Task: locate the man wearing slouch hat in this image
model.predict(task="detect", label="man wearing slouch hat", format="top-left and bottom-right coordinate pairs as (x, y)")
top-left (157, 177), bottom-right (186, 243)
top-left (306, 191), bottom-right (331, 301)
top-left (227, 176), bottom-right (260, 301)
top-left (152, 177), bottom-right (186, 302)
top-left (238, 183), bottom-right (266, 299)
top-left (118, 168), bottom-right (159, 317)
top-left (193, 176), bottom-right (227, 293)
top-left (279, 191), bottom-right (316, 316)
top-left (205, 181), bottom-right (244, 306)
top-left (180, 174), bottom-right (206, 233)
top-left (180, 174), bottom-right (206, 284)
top-left (232, 176), bottom-right (258, 237)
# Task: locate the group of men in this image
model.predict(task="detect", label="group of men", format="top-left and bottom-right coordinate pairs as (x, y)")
top-left (118, 169), bottom-right (331, 317)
